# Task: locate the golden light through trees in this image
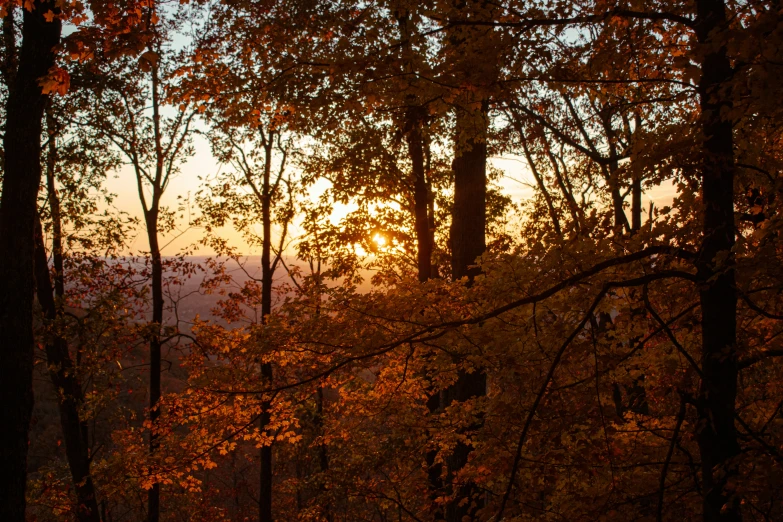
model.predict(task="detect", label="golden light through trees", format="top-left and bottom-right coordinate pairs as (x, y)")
top-left (0, 1), bottom-right (781, 522)
top-left (372, 233), bottom-right (386, 247)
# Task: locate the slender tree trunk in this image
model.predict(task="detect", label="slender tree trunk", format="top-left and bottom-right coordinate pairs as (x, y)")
top-left (518, 130), bottom-right (561, 237)
top-left (631, 113), bottom-right (643, 234)
top-left (415, 120), bottom-right (441, 511)
top-left (397, 12), bottom-right (434, 282)
top-left (259, 360), bottom-right (273, 522)
top-left (315, 386), bottom-right (332, 522)
top-left (544, 147), bottom-right (582, 233)
top-left (395, 13), bottom-right (443, 511)
top-left (0, 3), bottom-right (61, 520)
top-left (45, 111), bottom-right (65, 298)
top-left (505, 112), bottom-right (562, 235)
top-left (631, 171), bottom-right (642, 233)
top-left (407, 111), bottom-right (433, 282)
top-left (259, 138), bottom-right (274, 522)
top-left (410, 111), bottom-right (440, 510)
top-left (602, 162), bottom-right (631, 234)
top-left (694, 1), bottom-right (740, 520)
top-left (146, 28), bottom-right (164, 520)
top-left (411, 123), bottom-right (442, 507)
top-left (600, 113), bottom-right (631, 234)
top-left (31, 114), bottom-right (102, 522)
top-left (316, 389), bottom-right (329, 475)
top-left (146, 212), bottom-right (163, 522)
top-left (34, 220), bottom-right (101, 522)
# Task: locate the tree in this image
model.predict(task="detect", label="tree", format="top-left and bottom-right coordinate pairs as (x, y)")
top-left (82, 7), bottom-right (197, 518)
top-left (0, 2), bottom-right (61, 519)
top-left (31, 102), bottom-right (117, 522)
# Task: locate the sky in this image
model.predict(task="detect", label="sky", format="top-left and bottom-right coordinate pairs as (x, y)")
top-left (92, 6), bottom-right (683, 259)
top-left (103, 134), bottom-right (680, 258)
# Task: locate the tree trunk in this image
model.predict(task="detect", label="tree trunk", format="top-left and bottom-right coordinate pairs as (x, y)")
top-left (146, 212), bottom-right (163, 522)
top-left (443, 103), bottom-right (488, 522)
top-left (603, 162), bottom-right (630, 234)
top-left (315, 386), bottom-right (332, 522)
top-left (631, 114), bottom-right (643, 234)
top-left (45, 110), bottom-right (65, 298)
top-left (259, 137), bottom-right (274, 522)
top-left (0, 3), bottom-right (61, 520)
top-left (406, 108), bottom-right (432, 282)
top-left (146, 31), bottom-right (165, 520)
top-left (544, 146), bottom-right (582, 233)
top-left (32, 115), bottom-right (101, 522)
top-left (395, 13), bottom-right (442, 508)
top-left (408, 112), bottom-right (433, 282)
top-left (397, 11), bottom-right (434, 282)
top-left (1, 4), bottom-right (17, 84)
top-left (34, 220), bottom-right (101, 522)
top-left (259, 361), bottom-right (273, 522)
top-left (694, 0), bottom-right (740, 520)
top-left (517, 128), bottom-right (561, 237)
top-left (631, 171), bottom-right (642, 233)
top-left (451, 106), bottom-right (487, 282)
top-left (412, 114), bottom-right (441, 511)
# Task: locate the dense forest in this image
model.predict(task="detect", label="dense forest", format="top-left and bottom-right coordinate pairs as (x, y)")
top-left (0, 0), bottom-right (781, 521)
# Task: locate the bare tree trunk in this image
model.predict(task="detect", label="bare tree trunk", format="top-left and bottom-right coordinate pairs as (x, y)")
top-left (147, 30), bottom-right (165, 521)
top-left (544, 146), bottom-right (582, 233)
top-left (631, 171), bottom-right (642, 233)
top-left (397, 12), bottom-right (434, 282)
top-left (694, 0), bottom-right (740, 520)
top-left (630, 112), bottom-right (643, 234)
top-left (602, 162), bottom-right (630, 234)
top-left (146, 211), bottom-right (163, 522)
top-left (259, 136), bottom-right (274, 522)
top-left (407, 111), bottom-right (433, 282)
top-left (0, 3), bottom-right (61, 520)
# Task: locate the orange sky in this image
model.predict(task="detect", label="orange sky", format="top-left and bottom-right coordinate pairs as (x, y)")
top-left (104, 134), bottom-right (679, 257)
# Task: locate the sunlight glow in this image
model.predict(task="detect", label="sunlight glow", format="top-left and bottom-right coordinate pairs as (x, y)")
top-left (373, 234), bottom-right (387, 247)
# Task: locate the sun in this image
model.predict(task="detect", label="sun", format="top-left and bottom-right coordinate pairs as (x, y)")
top-left (372, 233), bottom-right (387, 247)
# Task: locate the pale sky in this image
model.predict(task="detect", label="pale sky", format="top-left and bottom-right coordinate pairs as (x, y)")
top-left (104, 137), bottom-right (679, 257)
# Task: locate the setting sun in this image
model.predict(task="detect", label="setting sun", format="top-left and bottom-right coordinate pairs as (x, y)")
top-left (372, 233), bottom-right (387, 247)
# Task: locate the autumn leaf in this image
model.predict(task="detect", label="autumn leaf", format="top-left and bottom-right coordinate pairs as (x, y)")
top-left (39, 66), bottom-right (70, 96)
top-left (139, 50), bottom-right (159, 73)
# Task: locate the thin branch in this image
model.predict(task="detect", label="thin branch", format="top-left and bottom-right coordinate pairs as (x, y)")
top-left (657, 396), bottom-right (687, 522)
